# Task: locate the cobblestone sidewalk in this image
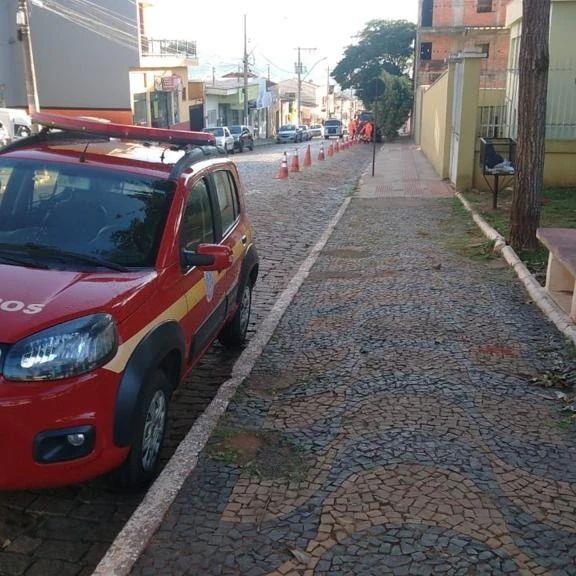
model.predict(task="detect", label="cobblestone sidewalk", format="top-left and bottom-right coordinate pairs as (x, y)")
top-left (133, 142), bottom-right (576, 576)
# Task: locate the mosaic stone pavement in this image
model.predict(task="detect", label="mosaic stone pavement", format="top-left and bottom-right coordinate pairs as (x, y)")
top-left (133, 145), bottom-right (576, 576)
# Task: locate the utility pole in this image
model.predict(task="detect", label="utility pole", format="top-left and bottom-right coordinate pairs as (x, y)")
top-left (16, 0), bottom-right (39, 124)
top-left (243, 14), bottom-right (249, 126)
top-left (295, 47), bottom-right (316, 125)
top-left (326, 66), bottom-right (330, 118)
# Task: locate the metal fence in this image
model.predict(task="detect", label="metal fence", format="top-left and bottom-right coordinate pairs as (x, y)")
top-left (141, 37), bottom-right (197, 59)
top-left (477, 61), bottom-right (576, 140)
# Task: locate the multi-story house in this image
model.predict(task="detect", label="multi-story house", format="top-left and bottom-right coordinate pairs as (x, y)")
top-left (416, 0), bottom-right (512, 88)
top-left (129, 0), bottom-right (199, 128)
top-left (0, 0), bottom-right (139, 123)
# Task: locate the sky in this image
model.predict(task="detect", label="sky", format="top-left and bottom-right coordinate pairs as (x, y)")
top-left (145, 0), bottom-right (418, 86)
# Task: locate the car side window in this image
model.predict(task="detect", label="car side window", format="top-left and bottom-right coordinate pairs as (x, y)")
top-left (212, 170), bottom-right (239, 234)
top-left (181, 178), bottom-right (215, 254)
top-left (226, 171), bottom-right (240, 218)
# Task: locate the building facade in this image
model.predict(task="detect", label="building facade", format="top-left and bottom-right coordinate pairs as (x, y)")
top-left (0, 0), bottom-right (139, 122)
top-left (416, 0), bottom-right (512, 88)
top-left (128, 0), bottom-right (199, 129)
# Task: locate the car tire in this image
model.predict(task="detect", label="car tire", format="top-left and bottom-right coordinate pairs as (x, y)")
top-left (219, 281), bottom-right (252, 348)
top-left (109, 369), bottom-right (171, 491)
top-left (249, 142), bottom-right (254, 151)
top-left (239, 142), bottom-right (244, 153)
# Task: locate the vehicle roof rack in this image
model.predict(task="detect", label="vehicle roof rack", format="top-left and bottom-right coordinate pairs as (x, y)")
top-left (169, 146), bottom-right (223, 179)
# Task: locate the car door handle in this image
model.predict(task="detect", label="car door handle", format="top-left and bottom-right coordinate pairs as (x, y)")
top-left (241, 235), bottom-right (248, 245)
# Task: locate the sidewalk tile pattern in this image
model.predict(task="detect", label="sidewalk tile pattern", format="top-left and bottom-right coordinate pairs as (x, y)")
top-left (132, 143), bottom-right (576, 576)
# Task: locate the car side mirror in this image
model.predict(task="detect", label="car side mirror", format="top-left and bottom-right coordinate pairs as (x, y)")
top-left (182, 244), bottom-right (233, 272)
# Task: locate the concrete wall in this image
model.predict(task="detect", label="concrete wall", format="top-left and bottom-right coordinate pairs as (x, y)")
top-left (419, 70), bottom-right (453, 178)
top-left (0, 0), bottom-right (138, 111)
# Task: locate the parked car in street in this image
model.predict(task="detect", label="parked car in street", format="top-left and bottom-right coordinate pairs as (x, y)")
top-left (276, 124), bottom-right (302, 144)
top-left (309, 124), bottom-right (322, 138)
top-left (203, 126), bottom-right (235, 153)
top-left (0, 108), bottom-right (32, 144)
top-left (0, 121), bottom-right (7, 147)
top-left (0, 113), bottom-right (259, 490)
top-left (324, 118), bottom-right (344, 139)
top-left (229, 125), bottom-right (254, 152)
top-left (299, 125), bottom-right (311, 141)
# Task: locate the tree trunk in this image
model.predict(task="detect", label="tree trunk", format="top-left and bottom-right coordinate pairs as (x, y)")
top-left (509, 0), bottom-right (551, 251)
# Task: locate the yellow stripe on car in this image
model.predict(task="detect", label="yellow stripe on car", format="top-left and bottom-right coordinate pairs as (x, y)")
top-left (103, 240), bottom-right (244, 374)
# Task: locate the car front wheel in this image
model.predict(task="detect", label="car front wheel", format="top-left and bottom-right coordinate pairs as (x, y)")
top-left (219, 282), bottom-right (252, 348)
top-left (109, 369), bottom-right (170, 490)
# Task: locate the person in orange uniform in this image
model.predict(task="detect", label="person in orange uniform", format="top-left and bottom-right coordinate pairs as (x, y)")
top-left (363, 121), bottom-right (373, 143)
top-left (348, 119), bottom-right (356, 140)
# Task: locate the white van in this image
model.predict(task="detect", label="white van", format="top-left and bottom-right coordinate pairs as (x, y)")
top-left (0, 108), bottom-right (32, 144)
top-left (323, 118), bottom-right (343, 139)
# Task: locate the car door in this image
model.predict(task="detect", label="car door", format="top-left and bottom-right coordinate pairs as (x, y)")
top-left (209, 168), bottom-right (244, 313)
top-left (179, 175), bottom-right (225, 360)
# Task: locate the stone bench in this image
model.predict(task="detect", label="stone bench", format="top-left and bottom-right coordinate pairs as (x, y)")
top-left (537, 228), bottom-right (576, 321)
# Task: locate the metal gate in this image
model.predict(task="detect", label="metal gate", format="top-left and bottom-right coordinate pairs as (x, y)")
top-left (449, 61), bottom-right (464, 184)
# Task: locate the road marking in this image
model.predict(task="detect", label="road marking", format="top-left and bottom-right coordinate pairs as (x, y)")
top-left (92, 195), bottom-right (353, 576)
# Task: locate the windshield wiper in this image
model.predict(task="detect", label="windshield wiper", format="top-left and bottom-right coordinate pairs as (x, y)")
top-left (0, 251), bottom-right (50, 270)
top-left (21, 243), bottom-right (131, 272)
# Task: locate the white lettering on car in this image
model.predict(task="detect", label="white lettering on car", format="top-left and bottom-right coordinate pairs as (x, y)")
top-left (0, 299), bottom-right (45, 314)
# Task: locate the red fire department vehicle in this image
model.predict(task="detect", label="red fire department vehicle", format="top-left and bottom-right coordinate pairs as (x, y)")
top-left (0, 114), bottom-right (259, 490)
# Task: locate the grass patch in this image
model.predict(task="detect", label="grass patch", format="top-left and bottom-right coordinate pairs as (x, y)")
top-left (462, 187), bottom-right (576, 282)
top-left (207, 426), bottom-right (310, 482)
top-left (446, 199), bottom-right (499, 262)
top-left (552, 415), bottom-right (575, 433)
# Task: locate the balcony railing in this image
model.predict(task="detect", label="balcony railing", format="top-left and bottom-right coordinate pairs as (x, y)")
top-left (141, 37), bottom-right (197, 59)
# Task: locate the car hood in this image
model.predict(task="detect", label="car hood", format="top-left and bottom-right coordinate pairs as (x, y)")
top-left (278, 130), bottom-right (296, 135)
top-left (0, 264), bottom-right (158, 343)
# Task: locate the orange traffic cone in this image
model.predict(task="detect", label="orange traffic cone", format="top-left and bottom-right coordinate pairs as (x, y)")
top-left (275, 152), bottom-right (289, 179)
top-left (318, 143), bottom-right (325, 161)
top-left (290, 148), bottom-right (300, 172)
top-left (335, 140), bottom-right (340, 153)
top-left (303, 144), bottom-right (312, 167)
top-left (327, 143), bottom-right (334, 157)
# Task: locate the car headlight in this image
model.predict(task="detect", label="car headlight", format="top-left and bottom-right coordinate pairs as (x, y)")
top-left (4, 314), bottom-right (118, 381)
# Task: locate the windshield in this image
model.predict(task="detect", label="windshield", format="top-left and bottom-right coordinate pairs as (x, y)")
top-left (325, 120), bottom-right (341, 126)
top-left (0, 159), bottom-right (172, 269)
top-left (229, 126), bottom-right (242, 134)
top-left (280, 125), bottom-right (296, 131)
top-left (204, 128), bottom-right (224, 137)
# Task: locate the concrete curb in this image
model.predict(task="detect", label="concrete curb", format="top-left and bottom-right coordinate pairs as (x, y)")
top-left (92, 198), bottom-right (353, 576)
top-left (455, 191), bottom-right (576, 347)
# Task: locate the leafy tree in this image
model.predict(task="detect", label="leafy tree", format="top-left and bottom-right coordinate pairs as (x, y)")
top-left (332, 20), bottom-right (415, 138)
top-left (332, 19), bottom-right (415, 103)
top-left (375, 74), bottom-right (413, 139)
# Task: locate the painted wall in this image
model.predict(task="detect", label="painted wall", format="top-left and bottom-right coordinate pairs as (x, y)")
top-left (0, 0), bottom-right (138, 110)
top-left (418, 70), bottom-right (453, 178)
